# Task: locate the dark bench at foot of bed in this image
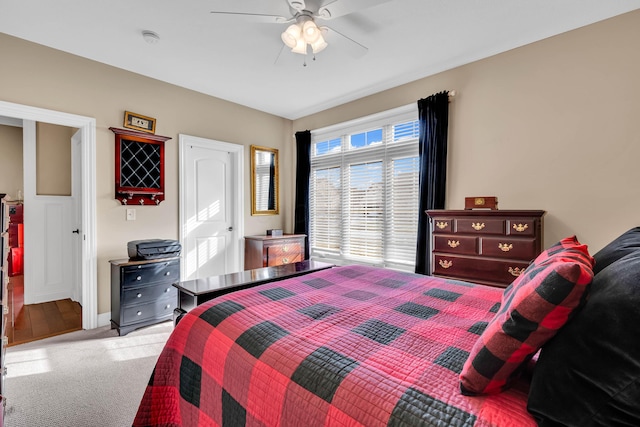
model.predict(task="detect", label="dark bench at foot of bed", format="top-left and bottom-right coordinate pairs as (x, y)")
top-left (172, 260), bottom-right (334, 325)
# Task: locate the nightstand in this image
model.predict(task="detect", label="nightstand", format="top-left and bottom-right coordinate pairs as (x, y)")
top-left (244, 234), bottom-right (306, 270)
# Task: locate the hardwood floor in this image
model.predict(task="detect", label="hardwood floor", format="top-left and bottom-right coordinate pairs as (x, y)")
top-left (6, 274), bottom-right (82, 347)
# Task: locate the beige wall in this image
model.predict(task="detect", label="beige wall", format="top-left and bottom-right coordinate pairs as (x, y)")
top-left (36, 122), bottom-right (74, 196)
top-left (0, 124), bottom-right (23, 199)
top-left (0, 33), bottom-right (292, 315)
top-left (293, 10), bottom-right (640, 256)
top-left (1, 9), bottom-right (639, 316)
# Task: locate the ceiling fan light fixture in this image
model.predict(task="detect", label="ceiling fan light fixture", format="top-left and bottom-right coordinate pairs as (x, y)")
top-left (311, 35), bottom-right (327, 54)
top-left (302, 20), bottom-right (320, 43)
top-left (291, 37), bottom-right (307, 54)
top-left (281, 24), bottom-right (301, 48)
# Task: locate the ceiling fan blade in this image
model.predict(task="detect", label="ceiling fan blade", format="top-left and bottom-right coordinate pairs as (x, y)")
top-left (210, 11), bottom-right (291, 24)
top-left (323, 25), bottom-right (368, 58)
top-left (287, 0), bottom-right (307, 12)
top-left (318, 0), bottom-right (392, 20)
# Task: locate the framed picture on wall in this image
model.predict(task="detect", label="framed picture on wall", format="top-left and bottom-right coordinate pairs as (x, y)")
top-left (123, 111), bottom-right (156, 134)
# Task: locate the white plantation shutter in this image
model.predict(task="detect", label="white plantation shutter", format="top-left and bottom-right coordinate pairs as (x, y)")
top-left (309, 104), bottom-right (420, 270)
top-left (310, 167), bottom-right (341, 255)
top-left (344, 161), bottom-right (384, 261)
top-left (385, 155), bottom-right (420, 266)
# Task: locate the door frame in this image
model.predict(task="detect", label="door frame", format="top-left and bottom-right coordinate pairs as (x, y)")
top-left (0, 100), bottom-right (98, 330)
top-left (178, 134), bottom-right (245, 278)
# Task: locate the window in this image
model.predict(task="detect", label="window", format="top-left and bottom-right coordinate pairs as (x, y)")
top-left (309, 105), bottom-right (419, 271)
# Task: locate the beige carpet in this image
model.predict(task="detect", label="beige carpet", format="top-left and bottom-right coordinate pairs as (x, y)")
top-left (4, 321), bottom-right (173, 427)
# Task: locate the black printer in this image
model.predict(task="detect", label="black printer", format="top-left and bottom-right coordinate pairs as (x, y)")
top-left (127, 239), bottom-right (181, 261)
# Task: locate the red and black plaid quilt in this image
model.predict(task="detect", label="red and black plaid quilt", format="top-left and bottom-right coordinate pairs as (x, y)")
top-left (134, 265), bottom-right (536, 426)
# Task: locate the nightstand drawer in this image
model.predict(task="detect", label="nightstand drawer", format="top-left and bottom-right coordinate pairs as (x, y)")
top-left (122, 260), bottom-right (179, 287)
top-left (122, 298), bottom-right (175, 324)
top-left (122, 283), bottom-right (176, 306)
top-left (266, 243), bottom-right (303, 266)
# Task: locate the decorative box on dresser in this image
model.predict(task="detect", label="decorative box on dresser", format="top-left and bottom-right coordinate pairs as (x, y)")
top-left (426, 210), bottom-right (546, 288)
top-left (244, 234), bottom-right (306, 270)
top-left (110, 257), bottom-right (179, 336)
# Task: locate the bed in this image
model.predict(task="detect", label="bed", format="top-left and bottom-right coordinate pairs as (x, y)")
top-left (134, 229), bottom-right (640, 427)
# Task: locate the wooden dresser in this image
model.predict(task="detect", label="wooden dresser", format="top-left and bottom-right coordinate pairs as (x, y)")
top-left (0, 196), bottom-right (13, 424)
top-left (426, 210), bottom-right (545, 288)
top-left (110, 257), bottom-right (179, 336)
top-left (244, 234), bottom-right (306, 270)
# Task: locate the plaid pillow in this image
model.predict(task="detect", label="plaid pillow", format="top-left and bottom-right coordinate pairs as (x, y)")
top-left (459, 236), bottom-right (594, 395)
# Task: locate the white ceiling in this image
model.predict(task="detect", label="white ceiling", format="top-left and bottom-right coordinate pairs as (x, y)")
top-left (1, 0), bottom-right (639, 120)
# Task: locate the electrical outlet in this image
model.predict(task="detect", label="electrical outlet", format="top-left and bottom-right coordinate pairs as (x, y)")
top-left (126, 208), bottom-right (136, 221)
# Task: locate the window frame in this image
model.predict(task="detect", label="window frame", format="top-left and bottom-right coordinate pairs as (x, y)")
top-left (309, 104), bottom-right (419, 271)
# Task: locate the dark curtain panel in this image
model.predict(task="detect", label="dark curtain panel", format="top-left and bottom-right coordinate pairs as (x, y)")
top-left (294, 130), bottom-right (311, 259)
top-left (268, 158), bottom-right (275, 210)
top-left (415, 91), bottom-right (449, 275)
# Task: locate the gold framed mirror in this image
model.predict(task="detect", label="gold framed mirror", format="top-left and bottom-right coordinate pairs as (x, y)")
top-left (250, 145), bottom-right (279, 215)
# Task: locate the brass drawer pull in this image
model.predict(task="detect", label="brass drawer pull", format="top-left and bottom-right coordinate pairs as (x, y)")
top-left (513, 223), bottom-right (529, 232)
top-left (508, 267), bottom-right (524, 277)
top-left (439, 259), bottom-right (453, 269)
top-left (471, 222), bottom-right (485, 231)
top-left (282, 246), bottom-right (288, 252)
top-left (436, 221), bottom-right (448, 229)
top-left (498, 243), bottom-right (513, 252)
top-left (447, 240), bottom-right (460, 248)
top-left (282, 257), bottom-right (289, 264)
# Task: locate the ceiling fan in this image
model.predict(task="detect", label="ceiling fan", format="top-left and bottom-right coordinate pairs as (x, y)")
top-left (210, 0), bottom-right (392, 62)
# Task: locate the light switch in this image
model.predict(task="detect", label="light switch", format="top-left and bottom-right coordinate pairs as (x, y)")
top-left (126, 208), bottom-right (136, 221)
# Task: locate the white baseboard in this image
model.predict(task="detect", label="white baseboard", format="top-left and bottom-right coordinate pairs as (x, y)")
top-left (97, 312), bottom-right (111, 328)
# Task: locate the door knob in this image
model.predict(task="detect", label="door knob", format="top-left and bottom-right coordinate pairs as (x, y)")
top-left (228, 226), bottom-right (233, 231)
top-left (72, 229), bottom-right (80, 234)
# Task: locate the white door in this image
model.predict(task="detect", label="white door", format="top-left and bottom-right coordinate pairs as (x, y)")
top-left (23, 120), bottom-right (79, 304)
top-left (179, 135), bottom-right (244, 280)
top-left (71, 129), bottom-right (82, 302)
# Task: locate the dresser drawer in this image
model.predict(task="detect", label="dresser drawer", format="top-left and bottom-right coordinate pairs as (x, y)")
top-left (431, 218), bottom-right (453, 234)
top-left (432, 254), bottom-right (531, 286)
top-left (266, 243), bottom-right (303, 266)
top-left (433, 235), bottom-right (477, 255)
top-left (122, 283), bottom-right (177, 306)
top-left (122, 260), bottom-right (179, 287)
top-left (480, 237), bottom-right (538, 260)
top-left (122, 297), bottom-right (175, 324)
top-left (506, 219), bottom-right (538, 237)
top-left (455, 218), bottom-right (504, 234)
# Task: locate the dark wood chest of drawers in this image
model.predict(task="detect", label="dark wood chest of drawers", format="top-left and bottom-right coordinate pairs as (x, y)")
top-left (110, 257), bottom-right (179, 336)
top-left (244, 234), bottom-right (306, 270)
top-left (426, 210), bottom-right (546, 288)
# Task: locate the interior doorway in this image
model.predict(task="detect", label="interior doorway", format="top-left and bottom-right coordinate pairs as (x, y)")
top-left (0, 101), bottom-right (97, 331)
top-left (6, 273), bottom-right (82, 346)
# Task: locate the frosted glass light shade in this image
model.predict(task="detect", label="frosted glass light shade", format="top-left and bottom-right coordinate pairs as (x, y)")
top-left (281, 24), bottom-right (301, 49)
